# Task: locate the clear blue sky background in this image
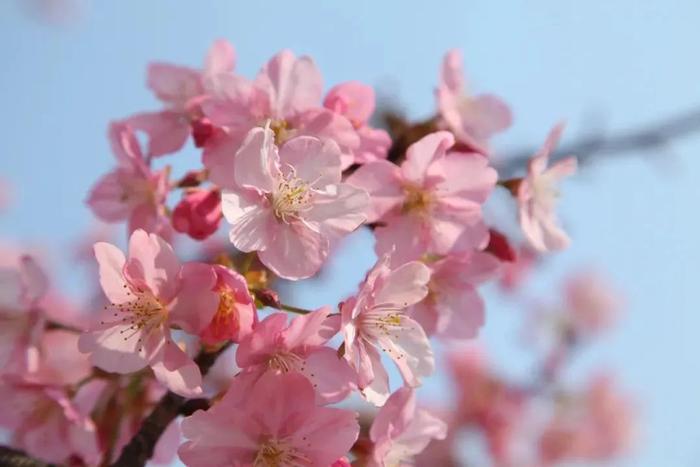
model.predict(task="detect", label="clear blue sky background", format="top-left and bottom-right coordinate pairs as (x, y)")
top-left (1, 1), bottom-right (699, 466)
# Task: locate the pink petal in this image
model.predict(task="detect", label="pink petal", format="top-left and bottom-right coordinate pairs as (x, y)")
top-left (93, 242), bottom-right (130, 304)
top-left (374, 261), bottom-right (431, 309)
top-left (432, 152), bottom-right (497, 203)
top-left (19, 255), bottom-right (48, 305)
top-left (279, 136), bottom-right (342, 187)
top-left (256, 50), bottom-right (323, 118)
top-left (282, 306), bottom-right (335, 349)
top-left (147, 62), bottom-right (202, 109)
top-left (124, 229), bottom-right (181, 302)
top-left (301, 347), bottom-right (356, 405)
top-left (369, 386), bottom-right (416, 443)
top-left (307, 184), bottom-right (369, 239)
top-left (86, 170), bottom-right (134, 222)
top-left (127, 111), bottom-right (190, 158)
top-left (202, 130), bottom-right (246, 190)
top-left (222, 190), bottom-right (275, 252)
top-left (235, 313), bottom-right (289, 368)
top-left (203, 39), bottom-right (236, 77)
top-left (377, 316), bottom-right (434, 387)
top-left (323, 81), bottom-right (376, 125)
top-left (440, 49), bottom-right (465, 94)
top-left (150, 338), bottom-right (203, 397)
top-left (168, 262), bottom-right (218, 334)
top-left (345, 160), bottom-right (404, 222)
top-left (258, 221), bottom-right (329, 280)
top-left (402, 131), bottom-right (454, 184)
top-left (233, 127), bottom-right (278, 192)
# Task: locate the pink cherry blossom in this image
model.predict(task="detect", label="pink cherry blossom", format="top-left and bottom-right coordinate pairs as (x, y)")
top-left (86, 122), bottom-right (171, 236)
top-left (324, 81), bottom-right (391, 164)
top-left (179, 372), bottom-right (360, 466)
top-left (24, 329), bottom-right (92, 386)
top-left (517, 124), bottom-right (577, 252)
top-left (436, 49), bottom-right (512, 154)
top-left (0, 378), bottom-right (104, 465)
top-left (0, 255), bottom-right (48, 377)
top-left (538, 375), bottom-right (635, 465)
top-left (348, 131), bottom-right (497, 262)
top-left (202, 49), bottom-right (362, 169)
top-left (221, 125), bottom-right (369, 279)
top-left (128, 39), bottom-right (236, 157)
top-left (564, 270), bottom-right (622, 336)
top-left (234, 307), bottom-right (355, 404)
top-left (172, 188), bottom-right (223, 240)
top-left (78, 229), bottom-right (219, 396)
top-left (341, 253), bottom-right (433, 406)
top-left (409, 251), bottom-right (500, 341)
top-left (199, 265), bottom-right (257, 345)
top-left (369, 386), bottom-right (447, 466)
top-left (499, 244), bottom-right (538, 292)
top-left (449, 350), bottom-right (527, 465)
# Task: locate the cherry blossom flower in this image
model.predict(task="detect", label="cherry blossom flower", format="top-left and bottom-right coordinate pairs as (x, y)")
top-left (128, 39), bottom-right (236, 157)
top-left (517, 124), bottom-right (577, 252)
top-left (179, 372), bottom-right (360, 466)
top-left (436, 49), bottom-right (512, 154)
top-left (78, 229), bottom-right (219, 396)
top-left (449, 350), bottom-right (527, 465)
top-left (0, 255), bottom-right (48, 377)
top-left (202, 49), bottom-right (361, 169)
top-left (369, 386), bottom-right (447, 466)
top-left (564, 270), bottom-right (622, 337)
top-left (409, 251), bottom-right (500, 341)
top-left (324, 81), bottom-right (391, 164)
top-left (86, 122), bottom-right (171, 236)
top-left (198, 265), bottom-right (256, 345)
top-left (499, 244), bottom-right (538, 292)
top-left (348, 131), bottom-right (497, 262)
top-left (0, 378), bottom-right (105, 465)
top-left (538, 375), bottom-right (635, 465)
top-left (221, 125), bottom-right (369, 279)
top-left (172, 188), bottom-right (223, 240)
top-left (234, 307), bottom-right (355, 404)
top-left (341, 253), bottom-right (433, 406)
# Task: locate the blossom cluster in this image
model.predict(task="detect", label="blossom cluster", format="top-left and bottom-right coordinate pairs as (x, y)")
top-left (0, 40), bottom-right (635, 467)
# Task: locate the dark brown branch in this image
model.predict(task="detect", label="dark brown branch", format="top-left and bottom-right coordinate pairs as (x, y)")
top-left (110, 344), bottom-right (230, 467)
top-left (496, 107), bottom-right (700, 177)
top-left (0, 446), bottom-right (49, 467)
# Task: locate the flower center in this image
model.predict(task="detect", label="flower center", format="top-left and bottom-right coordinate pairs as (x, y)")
top-left (267, 351), bottom-right (305, 373)
top-left (105, 288), bottom-right (168, 349)
top-left (254, 439), bottom-right (310, 467)
top-left (359, 306), bottom-right (407, 340)
top-left (207, 288), bottom-right (239, 341)
top-left (532, 174), bottom-right (560, 208)
top-left (268, 119), bottom-right (294, 145)
top-left (271, 174), bottom-right (313, 223)
top-left (402, 184), bottom-right (432, 214)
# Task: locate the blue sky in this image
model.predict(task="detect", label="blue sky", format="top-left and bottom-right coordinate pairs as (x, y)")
top-left (1, 1), bottom-right (700, 465)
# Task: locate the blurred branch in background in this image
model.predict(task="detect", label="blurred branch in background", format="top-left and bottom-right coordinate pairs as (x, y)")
top-left (497, 106), bottom-right (700, 177)
top-left (380, 106), bottom-right (700, 177)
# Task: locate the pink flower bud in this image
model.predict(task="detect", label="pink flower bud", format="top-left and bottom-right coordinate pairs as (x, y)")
top-left (172, 188), bottom-right (222, 240)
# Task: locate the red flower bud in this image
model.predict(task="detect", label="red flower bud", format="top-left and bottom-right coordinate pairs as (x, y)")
top-left (172, 188), bottom-right (222, 240)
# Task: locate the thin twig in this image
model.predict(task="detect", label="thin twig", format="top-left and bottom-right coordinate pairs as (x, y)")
top-left (0, 446), bottom-right (49, 467)
top-left (279, 303), bottom-right (313, 315)
top-left (496, 107), bottom-right (700, 177)
top-left (110, 343), bottom-right (231, 467)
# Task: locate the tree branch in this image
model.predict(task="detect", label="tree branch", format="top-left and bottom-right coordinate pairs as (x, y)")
top-left (0, 446), bottom-right (49, 467)
top-left (496, 107), bottom-right (700, 177)
top-left (110, 344), bottom-right (230, 467)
